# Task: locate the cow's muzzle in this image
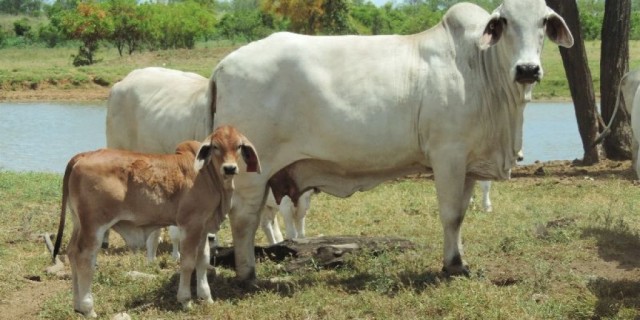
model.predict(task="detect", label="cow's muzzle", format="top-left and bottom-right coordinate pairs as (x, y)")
top-left (222, 164), bottom-right (239, 176)
top-left (515, 64), bottom-right (541, 84)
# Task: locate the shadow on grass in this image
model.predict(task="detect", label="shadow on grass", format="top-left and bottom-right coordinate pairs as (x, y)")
top-left (582, 226), bottom-right (640, 271)
top-left (587, 277), bottom-right (640, 318)
top-left (581, 226), bottom-right (640, 317)
top-left (127, 264), bottom-right (449, 312)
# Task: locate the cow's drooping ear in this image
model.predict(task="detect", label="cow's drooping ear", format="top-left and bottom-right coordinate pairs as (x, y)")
top-left (479, 12), bottom-right (505, 50)
top-left (545, 9), bottom-right (574, 48)
top-left (194, 142), bottom-right (213, 172)
top-left (240, 139), bottom-right (261, 174)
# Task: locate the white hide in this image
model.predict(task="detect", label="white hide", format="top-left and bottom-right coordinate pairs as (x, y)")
top-left (209, 0), bottom-right (573, 280)
top-left (105, 67), bottom-right (309, 260)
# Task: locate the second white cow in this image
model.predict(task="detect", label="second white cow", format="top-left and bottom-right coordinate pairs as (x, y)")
top-left (596, 69), bottom-right (640, 177)
top-left (104, 67), bottom-right (308, 260)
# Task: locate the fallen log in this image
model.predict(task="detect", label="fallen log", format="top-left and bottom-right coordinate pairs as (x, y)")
top-left (211, 236), bottom-right (416, 272)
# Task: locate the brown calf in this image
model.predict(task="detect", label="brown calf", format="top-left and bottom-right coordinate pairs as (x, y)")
top-left (52, 125), bottom-right (261, 317)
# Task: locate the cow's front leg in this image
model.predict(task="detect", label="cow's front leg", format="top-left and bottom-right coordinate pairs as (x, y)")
top-left (229, 188), bottom-right (266, 284)
top-left (195, 233), bottom-right (213, 303)
top-left (177, 223), bottom-right (207, 308)
top-left (431, 156), bottom-right (475, 276)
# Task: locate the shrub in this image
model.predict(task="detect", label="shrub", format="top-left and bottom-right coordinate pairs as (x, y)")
top-left (13, 17), bottom-right (31, 36)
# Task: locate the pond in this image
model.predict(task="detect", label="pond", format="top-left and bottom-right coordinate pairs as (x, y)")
top-left (0, 102), bottom-right (583, 174)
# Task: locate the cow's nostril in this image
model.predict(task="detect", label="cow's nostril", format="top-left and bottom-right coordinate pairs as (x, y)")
top-left (223, 165), bottom-right (237, 175)
top-left (515, 64), bottom-right (540, 83)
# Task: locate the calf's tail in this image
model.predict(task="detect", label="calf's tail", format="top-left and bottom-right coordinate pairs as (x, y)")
top-left (52, 156), bottom-right (76, 262)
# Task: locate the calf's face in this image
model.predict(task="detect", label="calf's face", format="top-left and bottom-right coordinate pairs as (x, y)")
top-left (194, 125), bottom-right (261, 178)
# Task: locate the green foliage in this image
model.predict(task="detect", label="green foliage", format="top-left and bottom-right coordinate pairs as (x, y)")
top-left (0, 0), bottom-right (43, 16)
top-left (104, 0), bottom-right (142, 56)
top-left (216, 10), bottom-right (274, 42)
top-left (57, 2), bottom-right (113, 66)
top-left (12, 16), bottom-right (30, 36)
top-left (0, 25), bottom-right (7, 47)
top-left (36, 22), bottom-right (64, 47)
top-left (320, 0), bottom-right (353, 35)
top-left (138, 1), bottom-right (216, 50)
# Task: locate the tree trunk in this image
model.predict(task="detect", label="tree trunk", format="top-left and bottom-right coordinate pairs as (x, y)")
top-left (600, 0), bottom-right (632, 160)
top-left (546, 0), bottom-right (601, 165)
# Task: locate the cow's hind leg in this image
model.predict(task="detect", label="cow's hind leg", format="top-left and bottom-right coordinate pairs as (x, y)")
top-left (68, 225), bottom-right (102, 317)
top-left (101, 229), bottom-right (110, 249)
top-left (260, 205), bottom-right (282, 245)
top-left (479, 181), bottom-right (493, 212)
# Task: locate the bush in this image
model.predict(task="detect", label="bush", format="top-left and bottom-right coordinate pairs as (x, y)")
top-left (0, 26), bottom-right (7, 48)
top-left (13, 17), bottom-right (31, 36)
top-left (37, 23), bottom-right (64, 47)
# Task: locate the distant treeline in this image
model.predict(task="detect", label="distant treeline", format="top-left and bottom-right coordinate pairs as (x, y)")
top-left (1, 0), bottom-right (639, 65)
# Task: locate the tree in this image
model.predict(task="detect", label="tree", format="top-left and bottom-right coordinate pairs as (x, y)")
top-left (320, 0), bottom-right (353, 34)
top-left (0, 0), bottom-right (43, 16)
top-left (105, 0), bottom-right (143, 56)
top-left (261, 0), bottom-right (324, 34)
top-left (600, 0), bottom-right (632, 160)
top-left (58, 2), bottom-right (113, 66)
top-left (545, 0), bottom-right (601, 164)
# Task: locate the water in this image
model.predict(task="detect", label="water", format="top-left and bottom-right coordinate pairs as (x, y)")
top-left (0, 102), bottom-right (107, 173)
top-left (0, 102), bottom-right (583, 173)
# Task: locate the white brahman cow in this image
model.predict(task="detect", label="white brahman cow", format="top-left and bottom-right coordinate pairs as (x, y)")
top-left (596, 69), bottom-right (640, 177)
top-left (207, 0), bottom-right (573, 282)
top-left (52, 125), bottom-right (261, 317)
top-left (104, 67), bottom-right (311, 260)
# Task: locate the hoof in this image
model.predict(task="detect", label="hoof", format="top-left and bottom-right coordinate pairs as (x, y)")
top-left (442, 265), bottom-right (471, 278)
top-left (75, 308), bottom-right (97, 318)
top-left (202, 297), bottom-right (214, 304)
top-left (181, 300), bottom-right (193, 310)
top-left (238, 278), bottom-right (259, 290)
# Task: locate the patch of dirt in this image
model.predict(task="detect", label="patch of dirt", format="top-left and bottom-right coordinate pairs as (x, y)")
top-left (0, 87), bottom-right (109, 102)
top-left (511, 158), bottom-right (635, 181)
top-left (0, 278), bottom-right (67, 319)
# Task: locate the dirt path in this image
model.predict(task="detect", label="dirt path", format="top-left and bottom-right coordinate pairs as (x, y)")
top-left (1, 87), bottom-right (109, 102)
top-left (0, 278), bottom-right (67, 319)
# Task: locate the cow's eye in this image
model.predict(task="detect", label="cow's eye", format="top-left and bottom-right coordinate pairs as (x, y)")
top-left (212, 145), bottom-right (221, 155)
top-left (542, 18), bottom-right (548, 27)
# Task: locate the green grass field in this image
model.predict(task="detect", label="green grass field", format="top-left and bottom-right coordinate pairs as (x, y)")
top-left (1, 40), bottom-right (640, 100)
top-left (1, 165), bottom-right (639, 319)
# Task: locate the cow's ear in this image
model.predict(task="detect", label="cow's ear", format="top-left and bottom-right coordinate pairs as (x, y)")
top-left (479, 12), bottom-right (505, 50)
top-left (240, 140), bottom-right (261, 174)
top-left (545, 9), bottom-right (574, 48)
top-left (194, 142), bottom-right (213, 172)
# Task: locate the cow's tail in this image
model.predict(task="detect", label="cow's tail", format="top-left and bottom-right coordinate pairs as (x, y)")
top-left (208, 74), bottom-right (217, 129)
top-left (52, 155), bottom-right (76, 263)
top-left (594, 73), bottom-right (629, 146)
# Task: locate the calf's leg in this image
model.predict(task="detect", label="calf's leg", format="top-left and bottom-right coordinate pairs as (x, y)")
top-left (68, 224), bottom-right (103, 318)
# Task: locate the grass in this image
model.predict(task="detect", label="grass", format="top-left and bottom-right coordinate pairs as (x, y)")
top-left (1, 168), bottom-right (639, 319)
top-left (1, 39), bottom-right (640, 100)
top-left (0, 41), bottom-right (239, 92)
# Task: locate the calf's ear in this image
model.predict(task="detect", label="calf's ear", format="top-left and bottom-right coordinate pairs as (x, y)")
top-left (194, 142), bottom-right (213, 172)
top-left (240, 141), bottom-right (261, 174)
top-left (545, 9), bottom-right (574, 48)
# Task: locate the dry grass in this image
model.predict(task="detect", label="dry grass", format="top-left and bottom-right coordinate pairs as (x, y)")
top-left (1, 40), bottom-right (640, 101)
top-left (1, 161), bottom-right (639, 319)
